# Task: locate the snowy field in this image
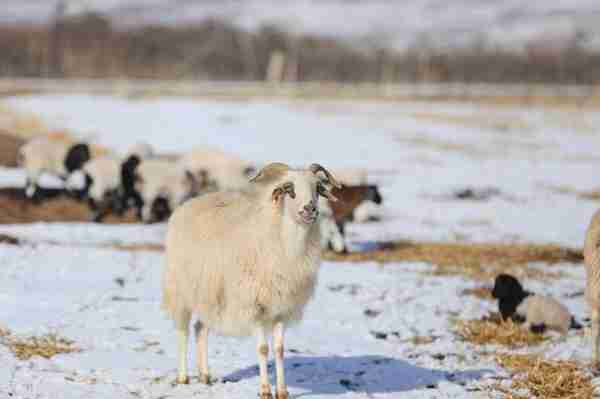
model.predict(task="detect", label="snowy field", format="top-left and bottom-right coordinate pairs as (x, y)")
top-left (1, 94), bottom-right (600, 398)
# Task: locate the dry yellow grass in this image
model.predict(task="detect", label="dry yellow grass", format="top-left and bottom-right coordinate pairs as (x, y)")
top-left (408, 111), bottom-right (531, 132)
top-left (461, 286), bottom-right (494, 301)
top-left (395, 135), bottom-right (488, 158)
top-left (494, 353), bottom-right (594, 399)
top-left (0, 327), bottom-right (81, 360)
top-left (455, 318), bottom-right (547, 348)
top-left (324, 241), bottom-right (580, 280)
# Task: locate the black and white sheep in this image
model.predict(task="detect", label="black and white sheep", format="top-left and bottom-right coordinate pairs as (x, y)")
top-left (132, 159), bottom-right (202, 223)
top-left (491, 274), bottom-right (581, 334)
top-left (177, 147), bottom-right (256, 193)
top-left (18, 137), bottom-right (91, 199)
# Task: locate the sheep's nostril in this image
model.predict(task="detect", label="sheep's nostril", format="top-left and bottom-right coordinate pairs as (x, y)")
top-left (304, 203), bottom-right (316, 213)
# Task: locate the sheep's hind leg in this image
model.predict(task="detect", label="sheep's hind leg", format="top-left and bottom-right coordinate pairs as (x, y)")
top-left (176, 311), bottom-right (191, 384)
top-left (256, 326), bottom-right (273, 399)
top-left (194, 321), bottom-right (212, 384)
top-left (592, 309), bottom-right (600, 366)
top-left (273, 322), bottom-right (288, 399)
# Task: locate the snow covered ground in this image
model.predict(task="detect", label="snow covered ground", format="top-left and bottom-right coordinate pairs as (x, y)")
top-left (1, 94), bottom-right (599, 398)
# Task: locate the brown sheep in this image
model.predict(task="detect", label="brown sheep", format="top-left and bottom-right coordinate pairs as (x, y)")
top-left (329, 184), bottom-right (382, 224)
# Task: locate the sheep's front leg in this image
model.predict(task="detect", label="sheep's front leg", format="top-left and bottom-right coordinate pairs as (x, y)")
top-left (592, 308), bottom-right (600, 365)
top-left (256, 326), bottom-right (272, 399)
top-left (273, 322), bottom-right (288, 399)
top-left (194, 321), bottom-right (211, 384)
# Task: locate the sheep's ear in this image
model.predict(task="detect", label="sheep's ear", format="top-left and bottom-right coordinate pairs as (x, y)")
top-left (250, 163), bottom-right (289, 184)
top-left (272, 181), bottom-right (295, 203)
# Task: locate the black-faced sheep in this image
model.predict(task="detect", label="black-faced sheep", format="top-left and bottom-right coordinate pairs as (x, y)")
top-left (491, 274), bottom-right (581, 334)
top-left (18, 137), bottom-right (91, 200)
top-left (162, 162), bottom-right (340, 398)
top-left (133, 159), bottom-right (202, 223)
top-left (66, 156), bottom-right (123, 222)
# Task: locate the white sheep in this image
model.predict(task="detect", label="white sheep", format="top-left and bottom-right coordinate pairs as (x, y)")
top-left (134, 159), bottom-right (201, 223)
top-left (18, 137), bottom-right (91, 199)
top-left (584, 209), bottom-right (600, 362)
top-left (162, 162), bottom-right (340, 398)
top-left (177, 146), bottom-right (255, 192)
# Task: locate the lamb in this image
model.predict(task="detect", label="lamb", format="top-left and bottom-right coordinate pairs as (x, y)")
top-left (584, 209), bottom-right (600, 362)
top-left (329, 184), bottom-right (383, 224)
top-left (162, 162), bottom-right (340, 398)
top-left (133, 159), bottom-right (202, 223)
top-left (491, 274), bottom-right (581, 334)
top-left (18, 137), bottom-right (91, 199)
top-left (178, 146), bottom-right (256, 192)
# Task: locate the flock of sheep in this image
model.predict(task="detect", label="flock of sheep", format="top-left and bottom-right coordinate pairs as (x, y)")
top-left (14, 133), bottom-right (600, 398)
top-left (17, 135), bottom-right (384, 254)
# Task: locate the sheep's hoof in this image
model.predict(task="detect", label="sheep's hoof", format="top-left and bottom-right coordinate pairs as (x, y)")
top-left (176, 375), bottom-right (189, 385)
top-left (259, 386), bottom-right (273, 399)
top-left (199, 373), bottom-right (213, 385)
top-left (276, 390), bottom-right (289, 399)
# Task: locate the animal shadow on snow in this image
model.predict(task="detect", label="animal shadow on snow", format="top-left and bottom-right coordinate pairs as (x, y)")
top-left (222, 355), bottom-right (491, 396)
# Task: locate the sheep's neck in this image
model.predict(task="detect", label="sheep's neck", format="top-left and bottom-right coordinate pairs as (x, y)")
top-left (273, 205), bottom-right (316, 260)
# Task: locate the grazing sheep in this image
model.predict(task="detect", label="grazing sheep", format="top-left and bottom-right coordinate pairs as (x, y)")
top-left (178, 147), bottom-right (256, 192)
top-left (18, 137), bottom-right (91, 199)
top-left (72, 156), bottom-right (122, 222)
top-left (491, 274), bottom-right (580, 334)
top-left (584, 209), bottom-right (600, 362)
top-left (134, 159), bottom-right (202, 223)
top-left (162, 162), bottom-right (340, 398)
top-left (329, 184), bottom-right (383, 224)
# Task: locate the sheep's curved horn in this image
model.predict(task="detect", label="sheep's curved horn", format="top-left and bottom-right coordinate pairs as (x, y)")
top-left (317, 183), bottom-right (338, 202)
top-left (272, 181), bottom-right (295, 203)
top-left (309, 163), bottom-right (341, 189)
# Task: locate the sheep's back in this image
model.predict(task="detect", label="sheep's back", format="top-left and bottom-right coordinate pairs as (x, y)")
top-left (21, 138), bottom-right (70, 176)
top-left (518, 295), bottom-right (571, 333)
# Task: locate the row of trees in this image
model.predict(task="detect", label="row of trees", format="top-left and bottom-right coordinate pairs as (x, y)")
top-left (1, 12), bottom-right (599, 84)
